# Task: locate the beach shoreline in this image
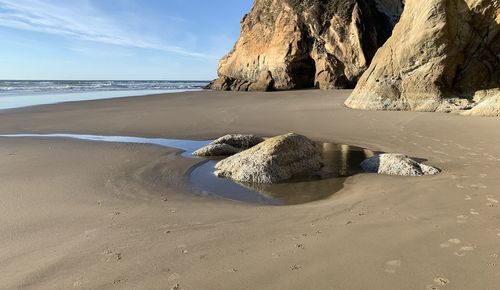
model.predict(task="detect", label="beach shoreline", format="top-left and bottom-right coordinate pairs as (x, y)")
top-left (1, 89), bottom-right (500, 289)
top-left (0, 88), bottom-right (206, 112)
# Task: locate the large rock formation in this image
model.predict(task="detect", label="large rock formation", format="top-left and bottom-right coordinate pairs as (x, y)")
top-left (210, 0), bottom-right (403, 91)
top-left (214, 133), bottom-right (322, 183)
top-left (345, 0), bottom-right (500, 113)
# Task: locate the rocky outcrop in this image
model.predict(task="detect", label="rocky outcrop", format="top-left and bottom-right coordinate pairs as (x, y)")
top-left (193, 134), bottom-right (264, 157)
top-left (462, 89), bottom-right (500, 116)
top-left (214, 133), bottom-right (322, 183)
top-left (345, 0), bottom-right (500, 113)
top-left (209, 0), bottom-right (403, 91)
top-left (361, 154), bottom-right (440, 176)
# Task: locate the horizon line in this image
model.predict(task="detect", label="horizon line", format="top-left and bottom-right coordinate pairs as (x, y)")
top-left (0, 79), bottom-right (213, 82)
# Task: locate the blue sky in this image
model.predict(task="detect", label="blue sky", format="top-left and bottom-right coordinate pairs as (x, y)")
top-left (0, 0), bottom-right (253, 80)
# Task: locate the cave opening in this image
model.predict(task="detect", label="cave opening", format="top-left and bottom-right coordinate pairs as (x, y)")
top-left (289, 56), bottom-right (316, 89)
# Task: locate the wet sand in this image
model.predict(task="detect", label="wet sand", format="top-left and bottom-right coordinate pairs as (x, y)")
top-left (1, 90), bottom-right (500, 289)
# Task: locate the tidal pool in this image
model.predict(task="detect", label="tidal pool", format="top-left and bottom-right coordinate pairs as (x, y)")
top-left (0, 134), bottom-right (374, 205)
top-left (189, 143), bottom-right (375, 205)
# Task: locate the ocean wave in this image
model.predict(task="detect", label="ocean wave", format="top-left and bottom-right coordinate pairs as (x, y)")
top-left (0, 80), bottom-right (209, 96)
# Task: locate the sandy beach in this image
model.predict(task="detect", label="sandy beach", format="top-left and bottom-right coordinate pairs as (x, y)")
top-left (1, 89), bottom-right (500, 289)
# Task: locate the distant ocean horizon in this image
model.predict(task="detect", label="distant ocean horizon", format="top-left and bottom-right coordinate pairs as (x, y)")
top-left (0, 80), bottom-right (210, 96)
top-left (0, 80), bottom-right (210, 110)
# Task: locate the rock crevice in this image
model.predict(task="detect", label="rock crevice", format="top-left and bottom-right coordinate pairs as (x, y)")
top-left (209, 0), bottom-right (404, 91)
top-left (345, 0), bottom-right (500, 114)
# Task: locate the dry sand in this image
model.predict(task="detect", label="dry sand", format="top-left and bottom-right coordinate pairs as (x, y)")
top-left (0, 90), bottom-right (500, 289)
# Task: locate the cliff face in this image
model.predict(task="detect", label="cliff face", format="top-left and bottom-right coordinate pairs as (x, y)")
top-left (345, 0), bottom-right (500, 114)
top-left (210, 0), bottom-right (403, 91)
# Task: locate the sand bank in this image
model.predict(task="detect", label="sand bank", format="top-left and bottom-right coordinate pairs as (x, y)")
top-left (1, 90), bottom-right (500, 289)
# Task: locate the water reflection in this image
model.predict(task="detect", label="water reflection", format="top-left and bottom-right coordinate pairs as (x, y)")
top-left (0, 133), bottom-right (211, 157)
top-left (0, 134), bottom-right (374, 205)
top-left (189, 143), bottom-right (374, 205)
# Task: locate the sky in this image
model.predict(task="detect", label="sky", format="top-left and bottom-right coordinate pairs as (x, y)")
top-left (0, 0), bottom-right (253, 80)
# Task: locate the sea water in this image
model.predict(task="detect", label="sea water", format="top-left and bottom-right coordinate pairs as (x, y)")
top-left (0, 80), bottom-right (209, 110)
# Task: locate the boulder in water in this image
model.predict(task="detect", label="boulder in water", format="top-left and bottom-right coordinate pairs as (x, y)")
top-left (361, 154), bottom-right (440, 176)
top-left (214, 133), bottom-right (322, 183)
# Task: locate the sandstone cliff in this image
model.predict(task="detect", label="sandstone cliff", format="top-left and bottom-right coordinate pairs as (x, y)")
top-left (210, 0), bottom-right (403, 91)
top-left (345, 0), bottom-right (500, 115)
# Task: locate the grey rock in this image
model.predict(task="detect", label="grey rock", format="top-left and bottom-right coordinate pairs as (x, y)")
top-left (214, 133), bottom-right (322, 183)
top-left (212, 134), bottom-right (265, 149)
top-left (361, 154), bottom-right (440, 176)
top-left (193, 134), bottom-right (265, 157)
top-left (193, 144), bottom-right (241, 157)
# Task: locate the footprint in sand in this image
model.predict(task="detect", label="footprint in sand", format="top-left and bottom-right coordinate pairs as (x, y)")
top-left (456, 215), bottom-right (468, 224)
top-left (487, 196), bottom-right (499, 204)
top-left (470, 184), bottom-right (488, 189)
top-left (470, 209), bottom-right (480, 215)
top-left (101, 249), bottom-right (122, 262)
top-left (433, 277), bottom-right (450, 286)
top-left (454, 245), bottom-right (476, 257)
top-left (426, 277), bottom-right (450, 289)
top-left (440, 238), bottom-right (461, 248)
top-left (384, 260), bottom-right (401, 274)
top-left (168, 273), bottom-right (180, 282)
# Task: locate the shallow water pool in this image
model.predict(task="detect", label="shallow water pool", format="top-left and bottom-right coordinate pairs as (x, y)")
top-left (0, 134), bottom-right (374, 205)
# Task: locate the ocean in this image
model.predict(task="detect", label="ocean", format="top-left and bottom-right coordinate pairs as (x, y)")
top-left (0, 80), bottom-right (209, 110)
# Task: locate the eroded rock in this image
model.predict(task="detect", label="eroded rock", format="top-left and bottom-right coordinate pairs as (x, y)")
top-left (209, 0), bottom-right (403, 91)
top-left (345, 0), bottom-right (500, 112)
top-left (214, 133), bottom-right (322, 183)
top-left (193, 144), bottom-right (241, 157)
top-left (212, 134), bottom-right (265, 148)
top-left (462, 89), bottom-right (500, 117)
top-left (193, 134), bottom-right (264, 157)
top-left (361, 154), bottom-right (440, 176)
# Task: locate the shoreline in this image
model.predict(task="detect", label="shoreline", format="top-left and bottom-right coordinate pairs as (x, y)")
top-left (0, 88), bottom-right (204, 112)
top-left (1, 89), bottom-right (500, 289)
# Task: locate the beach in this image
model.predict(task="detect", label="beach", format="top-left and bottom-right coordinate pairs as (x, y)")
top-left (1, 89), bottom-right (500, 289)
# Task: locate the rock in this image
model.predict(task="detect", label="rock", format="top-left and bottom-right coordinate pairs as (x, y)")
top-left (207, 76), bottom-right (233, 91)
top-left (212, 134), bottom-right (265, 148)
top-left (210, 0), bottom-right (403, 91)
top-left (462, 89), bottom-right (500, 117)
top-left (193, 144), bottom-right (241, 157)
top-left (248, 71), bottom-right (275, 91)
top-left (193, 134), bottom-right (265, 157)
top-left (214, 133), bottom-right (322, 183)
top-left (345, 0), bottom-right (500, 113)
top-left (361, 154), bottom-right (440, 176)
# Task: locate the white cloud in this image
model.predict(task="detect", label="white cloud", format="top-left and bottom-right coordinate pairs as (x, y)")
top-left (0, 0), bottom-right (214, 59)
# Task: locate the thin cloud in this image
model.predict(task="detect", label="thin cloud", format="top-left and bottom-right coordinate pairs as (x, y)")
top-left (0, 0), bottom-right (214, 59)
